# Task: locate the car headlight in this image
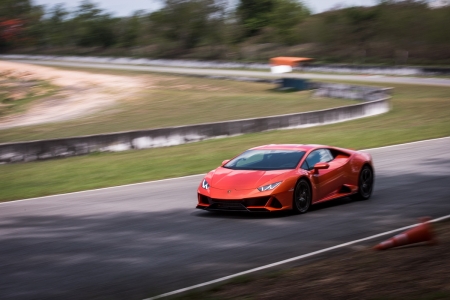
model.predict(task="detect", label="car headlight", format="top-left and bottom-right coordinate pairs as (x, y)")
top-left (202, 179), bottom-right (210, 190)
top-left (257, 181), bottom-right (282, 192)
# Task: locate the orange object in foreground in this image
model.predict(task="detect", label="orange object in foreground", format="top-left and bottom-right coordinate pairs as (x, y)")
top-left (270, 56), bottom-right (313, 67)
top-left (374, 218), bottom-right (437, 250)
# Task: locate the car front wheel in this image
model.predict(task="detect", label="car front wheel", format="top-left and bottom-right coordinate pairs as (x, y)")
top-left (293, 179), bottom-right (312, 214)
top-left (352, 165), bottom-right (374, 200)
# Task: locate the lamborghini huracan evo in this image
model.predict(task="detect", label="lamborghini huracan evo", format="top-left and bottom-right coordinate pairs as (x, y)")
top-left (196, 144), bottom-right (374, 213)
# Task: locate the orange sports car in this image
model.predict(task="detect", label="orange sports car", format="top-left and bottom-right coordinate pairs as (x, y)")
top-left (196, 144), bottom-right (374, 213)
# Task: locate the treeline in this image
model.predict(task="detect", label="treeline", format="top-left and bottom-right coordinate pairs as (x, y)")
top-left (1, 0), bottom-right (449, 65)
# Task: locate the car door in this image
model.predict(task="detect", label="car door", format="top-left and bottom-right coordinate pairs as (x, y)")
top-left (301, 148), bottom-right (344, 201)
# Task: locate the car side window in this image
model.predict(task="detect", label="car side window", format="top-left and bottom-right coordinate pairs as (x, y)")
top-left (302, 149), bottom-right (334, 170)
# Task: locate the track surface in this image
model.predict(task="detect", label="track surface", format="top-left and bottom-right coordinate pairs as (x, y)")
top-left (1, 137), bottom-right (449, 299)
top-left (5, 59), bottom-right (450, 87)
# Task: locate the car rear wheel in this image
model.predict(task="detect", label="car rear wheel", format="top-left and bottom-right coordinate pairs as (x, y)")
top-left (352, 165), bottom-right (374, 200)
top-left (293, 179), bottom-right (311, 214)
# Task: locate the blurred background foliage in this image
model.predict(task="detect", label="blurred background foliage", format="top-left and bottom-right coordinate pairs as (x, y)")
top-left (0, 0), bottom-right (449, 65)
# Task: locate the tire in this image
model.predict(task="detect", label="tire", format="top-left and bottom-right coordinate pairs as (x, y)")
top-left (293, 179), bottom-right (312, 214)
top-left (352, 165), bottom-right (374, 200)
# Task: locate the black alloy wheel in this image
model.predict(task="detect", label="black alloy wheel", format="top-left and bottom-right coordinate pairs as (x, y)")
top-left (293, 179), bottom-right (311, 214)
top-left (352, 165), bottom-right (374, 200)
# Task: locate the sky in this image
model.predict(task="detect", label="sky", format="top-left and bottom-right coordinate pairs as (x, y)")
top-left (33, 0), bottom-right (378, 16)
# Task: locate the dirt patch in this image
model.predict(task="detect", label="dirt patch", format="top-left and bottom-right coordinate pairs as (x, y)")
top-left (181, 221), bottom-right (450, 300)
top-left (0, 61), bottom-right (148, 129)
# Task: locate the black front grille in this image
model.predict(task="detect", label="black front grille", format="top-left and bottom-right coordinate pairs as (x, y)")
top-left (200, 196), bottom-right (272, 211)
top-left (210, 198), bottom-right (269, 207)
top-left (243, 197), bottom-right (270, 207)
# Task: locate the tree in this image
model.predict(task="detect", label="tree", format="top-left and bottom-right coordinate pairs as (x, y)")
top-left (149, 0), bottom-right (226, 53)
top-left (0, 19), bottom-right (24, 48)
top-left (237, 0), bottom-right (274, 36)
top-left (0, 0), bottom-right (33, 19)
top-left (343, 7), bottom-right (379, 48)
top-left (0, 0), bottom-right (45, 49)
top-left (268, 0), bottom-right (310, 44)
top-left (73, 1), bottom-right (117, 48)
top-left (236, 0), bottom-right (310, 42)
top-left (44, 3), bottom-right (70, 47)
top-left (119, 11), bottom-right (144, 47)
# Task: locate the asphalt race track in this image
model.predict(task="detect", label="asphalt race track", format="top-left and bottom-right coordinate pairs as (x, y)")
top-left (5, 59), bottom-right (450, 87)
top-left (1, 137), bottom-right (449, 299)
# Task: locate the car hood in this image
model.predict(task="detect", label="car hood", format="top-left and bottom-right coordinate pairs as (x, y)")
top-left (210, 167), bottom-right (288, 190)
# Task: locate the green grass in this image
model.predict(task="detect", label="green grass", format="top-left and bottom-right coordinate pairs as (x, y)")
top-left (0, 82), bottom-right (449, 202)
top-left (0, 68), bottom-right (354, 143)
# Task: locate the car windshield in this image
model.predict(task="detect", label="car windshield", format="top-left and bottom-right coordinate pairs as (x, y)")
top-left (224, 150), bottom-right (305, 171)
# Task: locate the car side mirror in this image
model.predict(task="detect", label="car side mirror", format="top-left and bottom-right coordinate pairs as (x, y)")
top-left (313, 162), bottom-right (329, 173)
top-left (222, 159), bottom-right (230, 166)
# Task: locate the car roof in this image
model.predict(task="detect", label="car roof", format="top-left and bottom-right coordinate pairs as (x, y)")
top-left (250, 144), bottom-right (327, 152)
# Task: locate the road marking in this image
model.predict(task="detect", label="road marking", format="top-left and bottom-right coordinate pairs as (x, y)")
top-left (362, 136), bottom-right (450, 152)
top-left (1, 136), bottom-right (448, 206)
top-left (145, 214), bottom-right (450, 300)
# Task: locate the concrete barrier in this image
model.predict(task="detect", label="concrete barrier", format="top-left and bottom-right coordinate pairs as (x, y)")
top-left (312, 83), bottom-right (393, 101)
top-left (0, 97), bottom-right (390, 164)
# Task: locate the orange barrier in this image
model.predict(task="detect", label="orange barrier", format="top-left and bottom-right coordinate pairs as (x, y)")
top-left (374, 218), bottom-right (437, 250)
top-left (270, 57), bottom-right (313, 67)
